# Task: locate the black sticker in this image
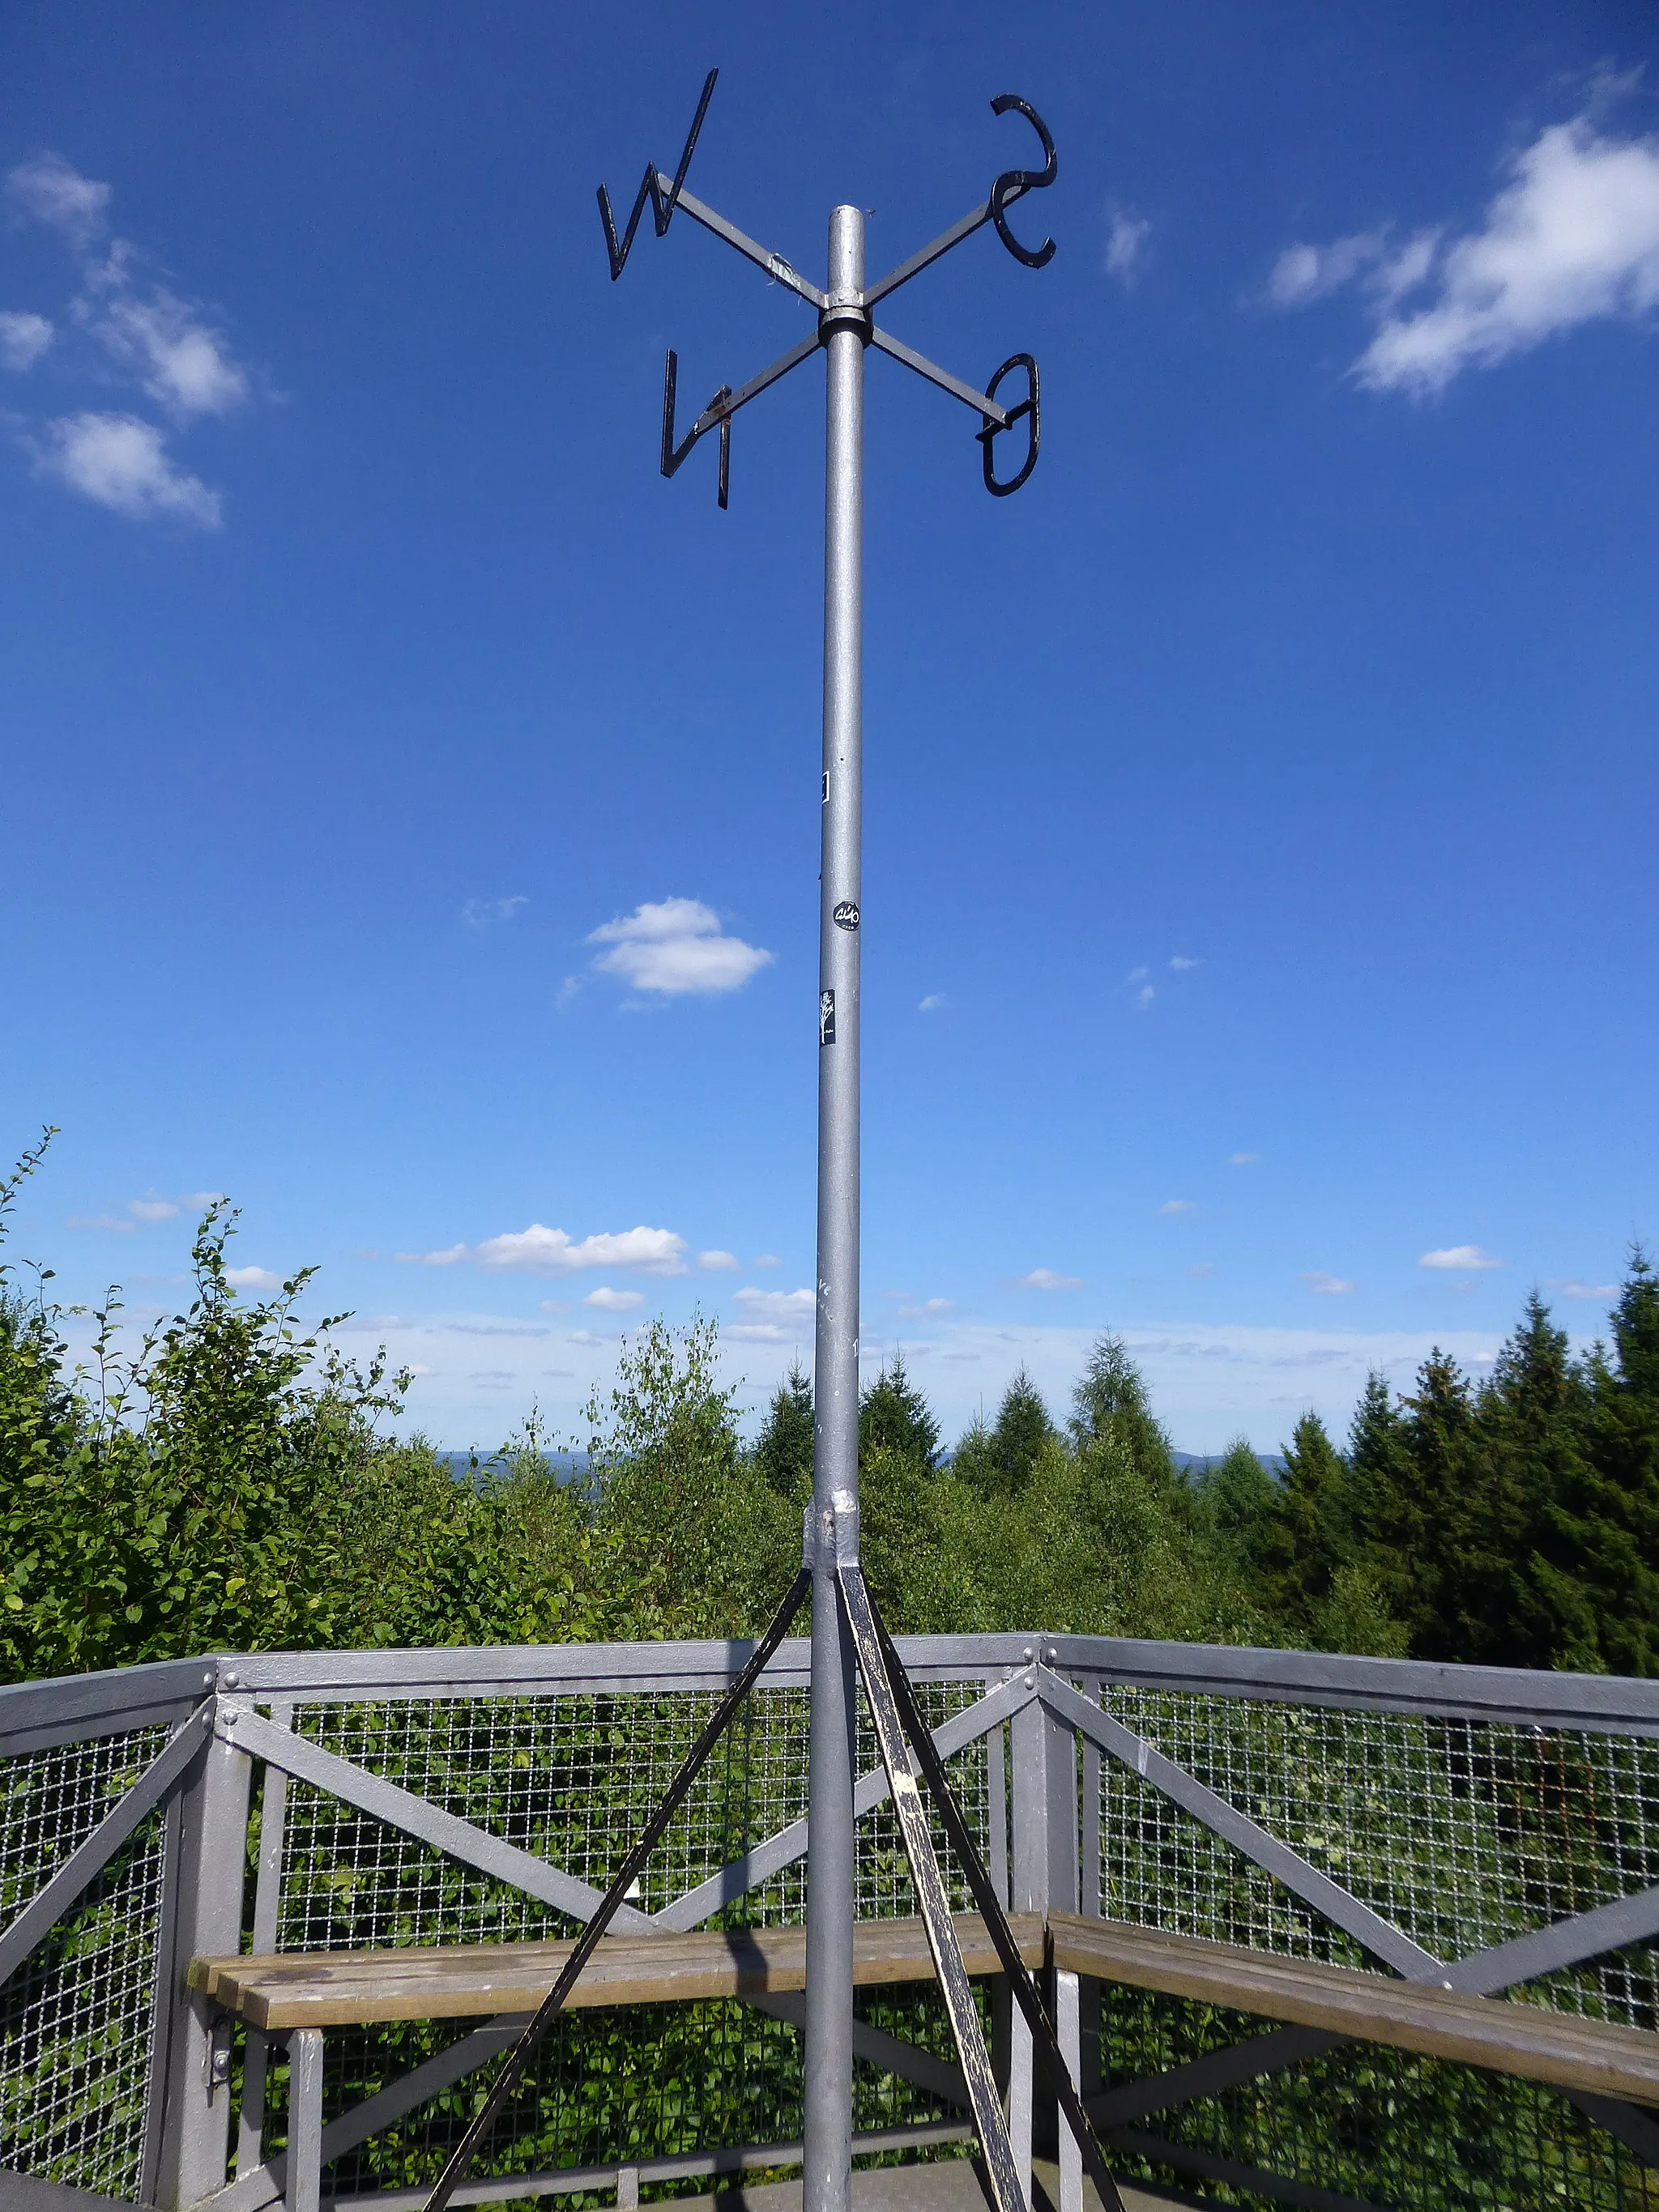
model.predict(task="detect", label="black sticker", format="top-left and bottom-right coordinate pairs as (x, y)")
top-left (819, 989), bottom-right (836, 1046)
top-left (833, 901), bottom-right (860, 931)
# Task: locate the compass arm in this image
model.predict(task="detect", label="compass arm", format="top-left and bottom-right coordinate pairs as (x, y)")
top-left (864, 186), bottom-right (1021, 309)
top-left (686, 329), bottom-right (822, 441)
top-left (867, 92), bottom-right (1056, 303)
top-left (868, 326), bottom-right (1013, 426)
top-left (652, 176), bottom-right (826, 309)
top-left (661, 329), bottom-right (825, 508)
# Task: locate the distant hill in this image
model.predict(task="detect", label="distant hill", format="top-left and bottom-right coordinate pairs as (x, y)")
top-left (1175, 1450), bottom-right (1286, 1477)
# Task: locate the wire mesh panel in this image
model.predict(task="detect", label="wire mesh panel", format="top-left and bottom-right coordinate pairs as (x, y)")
top-left (1083, 1674), bottom-right (1659, 2210)
top-left (245, 1672), bottom-right (998, 2202)
top-left (11, 1641), bottom-right (1659, 2211)
top-left (1092, 1681), bottom-right (1659, 2010)
top-left (0, 1728), bottom-right (170, 2197)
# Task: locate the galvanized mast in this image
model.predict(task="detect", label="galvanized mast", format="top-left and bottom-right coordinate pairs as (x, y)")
top-left (588, 78), bottom-right (1056, 2212)
top-left (420, 105), bottom-right (1086, 2212)
top-left (804, 200), bottom-right (866, 2212)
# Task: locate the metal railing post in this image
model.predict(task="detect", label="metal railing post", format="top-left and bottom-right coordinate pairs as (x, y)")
top-left (150, 1708), bottom-right (253, 2210)
top-left (1010, 1681), bottom-right (1079, 1917)
top-left (1010, 1675), bottom-right (1079, 2187)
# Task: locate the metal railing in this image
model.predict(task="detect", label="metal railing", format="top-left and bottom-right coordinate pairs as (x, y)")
top-left (4, 1632), bottom-right (1659, 2212)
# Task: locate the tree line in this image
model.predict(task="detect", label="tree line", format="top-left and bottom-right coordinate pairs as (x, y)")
top-left (4, 1132), bottom-right (1657, 1682)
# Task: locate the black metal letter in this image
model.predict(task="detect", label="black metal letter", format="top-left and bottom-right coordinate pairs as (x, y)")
top-left (661, 351), bottom-right (734, 507)
top-left (598, 69), bottom-right (719, 282)
top-left (987, 94), bottom-right (1057, 269)
top-left (976, 352), bottom-right (1039, 497)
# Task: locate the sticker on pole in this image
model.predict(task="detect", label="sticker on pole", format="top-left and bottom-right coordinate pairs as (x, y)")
top-left (819, 990), bottom-right (836, 1046)
top-left (833, 901), bottom-right (859, 931)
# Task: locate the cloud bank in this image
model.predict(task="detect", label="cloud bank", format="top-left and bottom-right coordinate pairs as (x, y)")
top-left (400, 1224), bottom-right (689, 1276)
top-left (1270, 108), bottom-right (1659, 393)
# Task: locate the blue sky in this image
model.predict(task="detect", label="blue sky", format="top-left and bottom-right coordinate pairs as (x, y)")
top-left (3, 2), bottom-right (1658, 1453)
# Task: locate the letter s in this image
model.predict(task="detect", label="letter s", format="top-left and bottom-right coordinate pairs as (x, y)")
top-left (988, 95), bottom-right (1057, 269)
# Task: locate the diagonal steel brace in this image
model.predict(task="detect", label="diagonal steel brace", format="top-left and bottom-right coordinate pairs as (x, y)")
top-left (419, 1566), bottom-right (812, 2212)
top-left (838, 1562), bottom-right (1127, 2212)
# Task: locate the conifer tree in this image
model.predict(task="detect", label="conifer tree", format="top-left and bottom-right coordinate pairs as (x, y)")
top-left (1397, 1351), bottom-right (1479, 1660)
top-left (956, 1368), bottom-right (1056, 1498)
top-left (1203, 1437), bottom-right (1277, 1569)
top-left (990, 1367), bottom-right (1056, 1493)
top-left (859, 1353), bottom-right (940, 1471)
top-left (1564, 1255), bottom-right (1659, 1675)
top-left (1258, 1411), bottom-right (1350, 1629)
top-left (1344, 1371), bottom-right (1427, 1643)
top-left (1070, 1334), bottom-right (1180, 1494)
top-left (1459, 1294), bottom-right (1599, 1670)
top-left (754, 1362), bottom-right (814, 1502)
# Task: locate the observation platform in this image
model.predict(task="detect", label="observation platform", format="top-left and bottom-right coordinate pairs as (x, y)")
top-left (5, 1631), bottom-right (1659, 2212)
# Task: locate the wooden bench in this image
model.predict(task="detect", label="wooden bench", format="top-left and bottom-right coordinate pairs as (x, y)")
top-left (1047, 1912), bottom-right (1659, 2109)
top-left (194, 1910), bottom-right (1659, 2211)
top-left (190, 1912), bottom-right (1046, 2030)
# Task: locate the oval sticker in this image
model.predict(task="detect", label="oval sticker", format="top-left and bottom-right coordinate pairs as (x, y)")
top-left (833, 901), bottom-right (860, 931)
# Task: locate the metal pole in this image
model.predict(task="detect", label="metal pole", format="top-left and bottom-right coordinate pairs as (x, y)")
top-left (804, 199), bottom-right (865, 2212)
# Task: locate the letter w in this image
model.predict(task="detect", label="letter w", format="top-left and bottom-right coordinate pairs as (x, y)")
top-left (596, 70), bottom-right (718, 282)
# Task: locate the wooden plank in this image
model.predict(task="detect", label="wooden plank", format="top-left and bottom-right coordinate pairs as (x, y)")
top-left (190, 1913), bottom-right (1046, 2031)
top-left (1048, 1912), bottom-right (1659, 2107)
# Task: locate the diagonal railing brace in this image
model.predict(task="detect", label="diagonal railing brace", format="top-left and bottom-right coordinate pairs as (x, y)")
top-left (420, 1567), bottom-right (811, 2212)
top-left (838, 1565), bottom-right (1127, 2212)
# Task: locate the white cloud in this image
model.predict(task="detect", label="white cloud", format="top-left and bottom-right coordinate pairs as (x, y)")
top-left (128, 1197), bottom-right (179, 1222)
top-left (6, 153), bottom-right (109, 245)
top-left (567, 1329), bottom-right (610, 1349)
top-left (6, 154), bottom-right (249, 521)
top-left (698, 1249), bottom-right (740, 1272)
top-left (179, 1190), bottom-right (224, 1208)
top-left (919, 994), bottom-right (945, 1012)
top-left (584, 1286), bottom-right (644, 1312)
top-left (1135, 986), bottom-right (1155, 1010)
top-left (898, 1298), bottom-right (953, 1319)
top-left (66, 1212), bottom-right (135, 1232)
top-left (730, 1285), bottom-right (816, 1342)
top-left (1418, 1244), bottom-right (1503, 1271)
top-left (588, 897), bottom-right (771, 995)
top-left (1273, 113), bottom-right (1659, 394)
top-left (224, 1265), bottom-right (282, 1293)
top-left (1127, 965), bottom-right (1149, 982)
top-left (752, 1253), bottom-right (781, 1268)
top-left (1268, 227), bottom-right (1390, 305)
top-left (1104, 208), bottom-right (1150, 285)
top-left (463, 895), bottom-right (527, 928)
top-left (1552, 1279), bottom-right (1617, 1301)
top-left (81, 256), bottom-right (247, 418)
top-left (1159, 1200), bottom-right (1196, 1216)
top-left (1303, 1271), bottom-right (1354, 1296)
top-left (1229, 1152), bottom-right (1261, 1166)
top-left (1371, 229), bottom-right (1440, 309)
top-left (34, 412), bottom-right (220, 526)
top-left (1013, 1268), bottom-right (1083, 1291)
top-left (1169, 955), bottom-right (1201, 971)
top-left (0, 311), bottom-right (53, 370)
top-left (403, 1223), bottom-right (690, 1276)
top-left (1359, 116), bottom-right (1659, 392)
